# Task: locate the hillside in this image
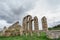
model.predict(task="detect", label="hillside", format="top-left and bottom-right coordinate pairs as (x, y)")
top-left (48, 24), bottom-right (60, 30)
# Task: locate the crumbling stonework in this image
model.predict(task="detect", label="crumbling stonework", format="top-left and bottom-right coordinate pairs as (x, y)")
top-left (22, 15), bottom-right (33, 36)
top-left (0, 31), bottom-right (3, 36)
top-left (34, 16), bottom-right (39, 32)
top-left (34, 16), bottom-right (40, 36)
top-left (3, 26), bottom-right (7, 36)
top-left (1, 15), bottom-right (60, 39)
top-left (4, 30), bottom-right (11, 36)
top-left (27, 15), bottom-right (33, 36)
top-left (22, 18), bottom-right (25, 34)
top-left (20, 27), bottom-right (23, 36)
top-left (22, 17), bottom-right (28, 35)
top-left (0, 15), bottom-right (40, 36)
top-left (22, 15), bottom-right (39, 36)
top-left (3, 21), bottom-right (21, 36)
top-left (46, 30), bottom-right (60, 39)
top-left (41, 16), bottom-right (48, 32)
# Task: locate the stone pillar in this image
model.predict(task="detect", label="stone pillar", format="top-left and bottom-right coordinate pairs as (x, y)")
top-left (41, 16), bottom-right (48, 32)
top-left (26, 15), bottom-right (33, 36)
top-left (25, 17), bottom-right (28, 36)
top-left (34, 16), bottom-right (39, 32)
top-left (29, 16), bottom-right (32, 36)
top-left (34, 16), bottom-right (39, 36)
top-left (22, 17), bottom-right (26, 34)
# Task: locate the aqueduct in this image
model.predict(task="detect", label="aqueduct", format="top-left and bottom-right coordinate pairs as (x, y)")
top-left (2, 15), bottom-right (48, 36)
top-left (22, 15), bottom-right (48, 36)
top-left (2, 15), bottom-right (60, 39)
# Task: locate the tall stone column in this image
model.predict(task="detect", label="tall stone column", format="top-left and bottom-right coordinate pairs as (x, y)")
top-left (41, 16), bottom-right (48, 32)
top-left (29, 17), bottom-right (32, 36)
top-left (22, 17), bottom-right (26, 34)
top-left (25, 17), bottom-right (28, 36)
top-left (34, 16), bottom-right (39, 36)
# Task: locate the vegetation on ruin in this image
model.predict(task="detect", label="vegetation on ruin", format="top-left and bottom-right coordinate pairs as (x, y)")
top-left (0, 32), bottom-right (60, 40)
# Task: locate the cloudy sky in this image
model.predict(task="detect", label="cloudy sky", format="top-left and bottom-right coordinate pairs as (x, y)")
top-left (0, 0), bottom-right (60, 30)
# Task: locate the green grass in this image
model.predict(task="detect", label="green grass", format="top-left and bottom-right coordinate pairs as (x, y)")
top-left (48, 27), bottom-right (60, 30)
top-left (0, 32), bottom-right (60, 40)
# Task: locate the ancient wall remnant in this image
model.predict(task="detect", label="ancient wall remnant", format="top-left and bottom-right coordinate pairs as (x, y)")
top-left (0, 15), bottom-right (40, 36)
top-left (3, 21), bottom-right (22, 36)
top-left (3, 26), bottom-right (7, 36)
top-left (1, 15), bottom-right (60, 39)
top-left (1, 15), bottom-right (49, 36)
top-left (46, 30), bottom-right (60, 39)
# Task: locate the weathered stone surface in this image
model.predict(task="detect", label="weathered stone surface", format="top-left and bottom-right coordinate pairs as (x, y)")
top-left (41, 16), bottom-right (48, 31)
top-left (20, 27), bottom-right (23, 36)
top-left (4, 30), bottom-right (11, 36)
top-left (46, 30), bottom-right (60, 39)
top-left (25, 17), bottom-right (28, 35)
top-left (3, 21), bottom-right (21, 36)
top-left (3, 26), bottom-right (7, 36)
top-left (2, 15), bottom-right (60, 38)
top-left (22, 15), bottom-right (33, 36)
top-left (27, 15), bottom-right (32, 36)
top-left (34, 16), bottom-right (40, 36)
top-left (0, 31), bottom-right (3, 36)
top-left (22, 17), bottom-right (26, 34)
top-left (34, 16), bottom-right (39, 32)
top-left (22, 15), bottom-right (40, 36)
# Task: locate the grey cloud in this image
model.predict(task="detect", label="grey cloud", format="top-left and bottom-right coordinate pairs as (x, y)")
top-left (0, 0), bottom-right (37, 23)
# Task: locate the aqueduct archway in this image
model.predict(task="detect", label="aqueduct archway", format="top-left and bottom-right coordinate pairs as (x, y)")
top-left (22, 15), bottom-right (48, 36)
top-left (22, 15), bottom-right (39, 35)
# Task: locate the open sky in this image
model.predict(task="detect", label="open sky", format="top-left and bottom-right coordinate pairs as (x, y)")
top-left (0, 0), bottom-right (60, 30)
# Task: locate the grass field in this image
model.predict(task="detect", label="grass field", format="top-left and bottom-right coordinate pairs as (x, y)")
top-left (0, 32), bottom-right (60, 40)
